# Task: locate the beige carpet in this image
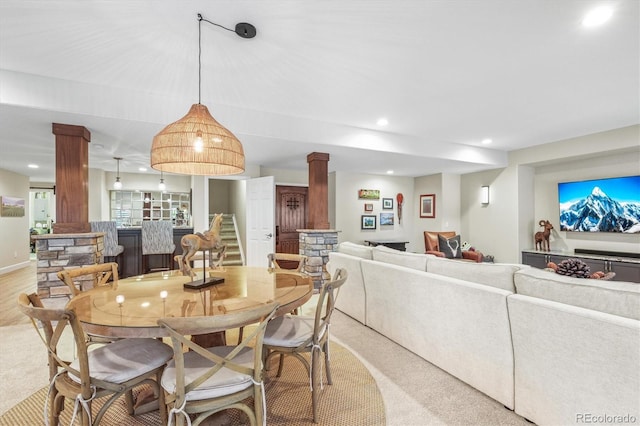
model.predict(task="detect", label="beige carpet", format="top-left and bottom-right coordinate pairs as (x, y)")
top-left (0, 338), bottom-right (384, 426)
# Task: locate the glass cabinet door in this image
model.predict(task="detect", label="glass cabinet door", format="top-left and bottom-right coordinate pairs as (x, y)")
top-left (110, 190), bottom-right (190, 227)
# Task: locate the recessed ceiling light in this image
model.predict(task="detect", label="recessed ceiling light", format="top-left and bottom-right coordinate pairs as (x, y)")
top-left (377, 118), bottom-right (389, 126)
top-left (28, 164), bottom-right (39, 169)
top-left (139, 167), bottom-right (147, 172)
top-left (582, 6), bottom-right (613, 27)
top-left (386, 170), bottom-right (394, 174)
top-left (481, 138), bottom-right (493, 145)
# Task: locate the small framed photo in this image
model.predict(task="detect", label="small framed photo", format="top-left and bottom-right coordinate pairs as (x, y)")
top-left (420, 194), bottom-right (436, 218)
top-left (364, 203), bottom-right (374, 212)
top-left (382, 198), bottom-right (393, 210)
top-left (380, 212), bottom-right (394, 226)
top-left (361, 215), bottom-right (377, 230)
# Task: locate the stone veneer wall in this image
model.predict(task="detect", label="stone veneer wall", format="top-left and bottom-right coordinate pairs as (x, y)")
top-left (33, 232), bottom-right (104, 299)
top-left (298, 229), bottom-right (339, 289)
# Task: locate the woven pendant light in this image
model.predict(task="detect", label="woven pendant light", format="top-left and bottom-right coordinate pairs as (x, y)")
top-left (151, 103), bottom-right (244, 175)
top-left (151, 13), bottom-right (254, 176)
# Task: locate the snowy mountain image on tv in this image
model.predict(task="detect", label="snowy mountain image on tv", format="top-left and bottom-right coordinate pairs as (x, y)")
top-left (558, 176), bottom-right (640, 233)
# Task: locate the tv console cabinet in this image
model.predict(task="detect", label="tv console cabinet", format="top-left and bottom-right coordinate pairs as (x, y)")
top-left (521, 249), bottom-right (640, 283)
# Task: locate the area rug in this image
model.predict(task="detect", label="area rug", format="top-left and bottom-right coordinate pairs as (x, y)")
top-left (0, 340), bottom-right (385, 425)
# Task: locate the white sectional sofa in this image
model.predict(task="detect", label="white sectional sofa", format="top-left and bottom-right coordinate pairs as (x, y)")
top-left (326, 242), bottom-right (640, 426)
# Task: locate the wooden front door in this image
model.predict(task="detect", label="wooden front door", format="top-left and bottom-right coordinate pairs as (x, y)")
top-left (276, 186), bottom-right (308, 263)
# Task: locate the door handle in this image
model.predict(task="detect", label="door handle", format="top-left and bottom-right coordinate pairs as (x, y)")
top-left (265, 233), bottom-right (273, 239)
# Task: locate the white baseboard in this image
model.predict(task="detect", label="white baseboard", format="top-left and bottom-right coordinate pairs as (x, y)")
top-left (0, 260), bottom-right (31, 276)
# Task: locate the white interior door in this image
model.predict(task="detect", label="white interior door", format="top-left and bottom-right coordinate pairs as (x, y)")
top-left (246, 176), bottom-right (275, 266)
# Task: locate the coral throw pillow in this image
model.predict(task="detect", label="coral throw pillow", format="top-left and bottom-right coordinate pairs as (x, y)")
top-left (438, 234), bottom-right (462, 259)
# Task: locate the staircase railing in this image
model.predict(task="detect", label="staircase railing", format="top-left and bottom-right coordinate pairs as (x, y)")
top-left (230, 214), bottom-right (246, 266)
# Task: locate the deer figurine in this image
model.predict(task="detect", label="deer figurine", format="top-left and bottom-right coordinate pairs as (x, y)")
top-left (534, 220), bottom-right (554, 252)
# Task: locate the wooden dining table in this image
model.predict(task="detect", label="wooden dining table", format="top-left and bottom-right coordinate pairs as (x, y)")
top-left (66, 265), bottom-right (313, 342)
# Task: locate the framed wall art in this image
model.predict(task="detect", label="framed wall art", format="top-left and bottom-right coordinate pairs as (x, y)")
top-left (419, 194), bottom-right (436, 218)
top-left (361, 215), bottom-right (377, 230)
top-left (364, 203), bottom-right (373, 212)
top-left (358, 189), bottom-right (380, 200)
top-left (382, 198), bottom-right (393, 209)
top-left (0, 195), bottom-right (25, 217)
top-left (380, 212), bottom-right (394, 226)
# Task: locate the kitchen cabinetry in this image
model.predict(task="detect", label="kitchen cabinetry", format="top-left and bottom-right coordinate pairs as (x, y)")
top-left (117, 227), bottom-right (193, 278)
top-left (521, 250), bottom-right (640, 283)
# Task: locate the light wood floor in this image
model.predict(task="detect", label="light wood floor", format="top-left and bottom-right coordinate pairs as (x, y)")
top-left (0, 261), bottom-right (37, 326)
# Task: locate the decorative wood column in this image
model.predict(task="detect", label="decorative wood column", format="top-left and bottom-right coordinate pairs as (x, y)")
top-left (307, 152), bottom-right (330, 229)
top-left (52, 123), bottom-right (91, 233)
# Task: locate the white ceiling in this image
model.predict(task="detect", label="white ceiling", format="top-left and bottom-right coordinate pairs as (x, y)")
top-left (0, 1), bottom-right (638, 182)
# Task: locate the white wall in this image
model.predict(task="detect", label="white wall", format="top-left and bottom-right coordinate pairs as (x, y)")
top-left (533, 151), bottom-right (640, 254)
top-left (462, 125), bottom-right (640, 264)
top-left (334, 171), bottom-right (416, 251)
top-left (0, 169), bottom-right (30, 273)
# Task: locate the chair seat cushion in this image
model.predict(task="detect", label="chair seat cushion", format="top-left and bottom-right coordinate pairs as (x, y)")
top-left (263, 315), bottom-right (317, 347)
top-left (161, 346), bottom-right (254, 401)
top-left (69, 338), bottom-right (173, 384)
top-left (104, 245), bottom-right (125, 257)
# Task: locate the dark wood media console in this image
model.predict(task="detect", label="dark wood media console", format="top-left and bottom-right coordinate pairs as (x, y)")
top-left (521, 249), bottom-right (640, 283)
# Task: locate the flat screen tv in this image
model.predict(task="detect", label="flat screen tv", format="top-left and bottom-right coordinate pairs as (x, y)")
top-left (558, 175), bottom-right (640, 233)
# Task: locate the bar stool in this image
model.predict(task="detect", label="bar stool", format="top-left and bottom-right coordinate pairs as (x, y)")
top-left (141, 220), bottom-right (176, 274)
top-left (90, 221), bottom-right (124, 266)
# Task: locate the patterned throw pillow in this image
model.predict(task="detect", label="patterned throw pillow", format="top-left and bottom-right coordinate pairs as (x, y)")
top-left (438, 234), bottom-right (462, 259)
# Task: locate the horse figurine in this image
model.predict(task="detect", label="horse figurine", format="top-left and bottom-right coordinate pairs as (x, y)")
top-left (176, 213), bottom-right (226, 277)
top-left (534, 219), bottom-right (554, 252)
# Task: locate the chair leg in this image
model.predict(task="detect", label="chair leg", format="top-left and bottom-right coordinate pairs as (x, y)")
top-left (157, 370), bottom-right (168, 425)
top-left (125, 390), bottom-right (135, 415)
top-left (324, 341), bottom-right (333, 385)
top-left (237, 326), bottom-right (244, 345)
top-left (276, 353), bottom-right (285, 378)
top-left (311, 352), bottom-right (320, 423)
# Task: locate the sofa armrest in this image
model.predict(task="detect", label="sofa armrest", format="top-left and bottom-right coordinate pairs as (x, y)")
top-left (426, 250), bottom-right (445, 257)
top-left (462, 250), bottom-right (483, 263)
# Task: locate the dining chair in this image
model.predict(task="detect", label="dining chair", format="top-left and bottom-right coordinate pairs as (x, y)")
top-left (141, 220), bottom-right (176, 273)
top-left (158, 302), bottom-right (279, 426)
top-left (18, 292), bottom-right (173, 426)
top-left (57, 262), bottom-right (119, 297)
top-left (267, 252), bottom-right (308, 317)
top-left (262, 268), bottom-right (348, 423)
top-left (57, 262), bottom-right (120, 347)
top-left (267, 252), bottom-right (308, 273)
top-left (90, 221), bottom-right (124, 265)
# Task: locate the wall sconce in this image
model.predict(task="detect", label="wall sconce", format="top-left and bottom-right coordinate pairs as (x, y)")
top-left (481, 186), bottom-right (490, 205)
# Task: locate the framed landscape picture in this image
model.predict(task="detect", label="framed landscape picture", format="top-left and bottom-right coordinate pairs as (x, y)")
top-left (420, 194), bottom-right (436, 218)
top-left (358, 189), bottom-right (380, 200)
top-left (361, 215), bottom-right (376, 230)
top-left (0, 196), bottom-right (25, 217)
top-left (380, 212), bottom-right (394, 226)
top-left (382, 198), bottom-right (393, 209)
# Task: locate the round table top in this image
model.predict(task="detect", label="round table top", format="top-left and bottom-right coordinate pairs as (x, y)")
top-left (66, 266), bottom-right (313, 338)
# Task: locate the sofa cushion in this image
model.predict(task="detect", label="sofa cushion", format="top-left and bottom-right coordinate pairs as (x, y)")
top-left (337, 242), bottom-right (373, 259)
top-left (438, 234), bottom-right (462, 259)
top-left (514, 267), bottom-right (640, 321)
top-left (426, 255), bottom-right (521, 292)
top-left (371, 246), bottom-right (429, 271)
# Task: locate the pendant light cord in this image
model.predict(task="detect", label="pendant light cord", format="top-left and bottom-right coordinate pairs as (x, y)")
top-left (198, 14), bottom-right (202, 104)
top-left (197, 13), bottom-right (247, 105)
